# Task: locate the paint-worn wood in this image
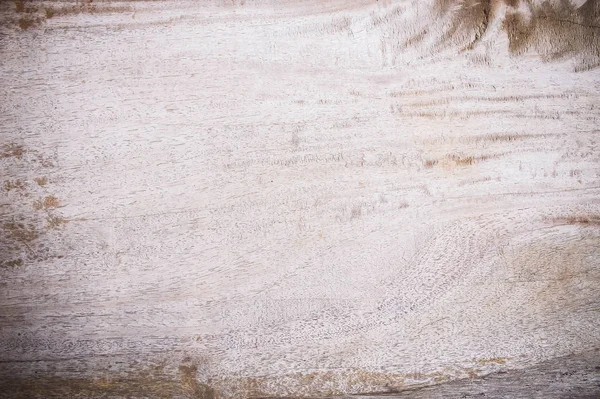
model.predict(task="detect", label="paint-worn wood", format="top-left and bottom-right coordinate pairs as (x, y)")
top-left (1, 1), bottom-right (599, 398)
top-left (353, 349), bottom-right (600, 398)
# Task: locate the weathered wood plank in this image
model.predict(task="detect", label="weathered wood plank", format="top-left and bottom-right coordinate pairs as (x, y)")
top-left (0, 0), bottom-right (599, 397)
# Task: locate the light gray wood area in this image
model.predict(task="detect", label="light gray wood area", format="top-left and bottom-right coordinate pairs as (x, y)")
top-left (1, 0), bottom-right (599, 398)
top-left (358, 349), bottom-right (600, 399)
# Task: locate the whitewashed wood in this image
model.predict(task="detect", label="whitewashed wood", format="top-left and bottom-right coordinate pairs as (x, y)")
top-left (344, 349), bottom-right (600, 398)
top-left (0, 0), bottom-right (599, 398)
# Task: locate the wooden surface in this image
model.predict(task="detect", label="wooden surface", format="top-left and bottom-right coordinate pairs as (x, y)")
top-left (1, 0), bottom-right (600, 398)
top-left (353, 349), bottom-right (600, 399)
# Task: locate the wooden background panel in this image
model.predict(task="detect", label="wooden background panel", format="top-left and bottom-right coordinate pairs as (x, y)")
top-left (1, 0), bottom-right (599, 398)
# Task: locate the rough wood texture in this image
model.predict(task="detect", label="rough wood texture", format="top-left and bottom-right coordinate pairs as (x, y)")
top-left (359, 349), bottom-right (600, 398)
top-left (1, 0), bottom-right (599, 398)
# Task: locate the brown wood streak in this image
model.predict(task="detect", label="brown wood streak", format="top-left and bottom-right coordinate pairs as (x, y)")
top-left (2, 349), bottom-right (597, 398)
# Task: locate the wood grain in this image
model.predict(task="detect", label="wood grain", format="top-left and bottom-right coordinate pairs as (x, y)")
top-left (1, 0), bottom-right (599, 397)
